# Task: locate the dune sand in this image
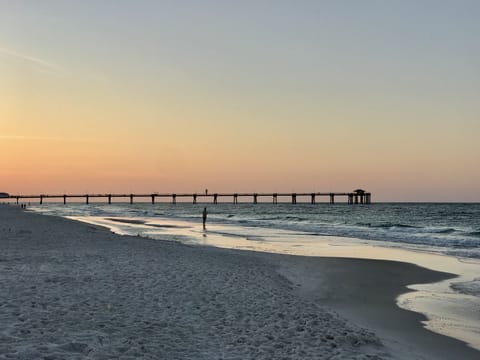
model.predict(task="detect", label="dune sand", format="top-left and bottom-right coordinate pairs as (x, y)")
top-left (1, 205), bottom-right (478, 359)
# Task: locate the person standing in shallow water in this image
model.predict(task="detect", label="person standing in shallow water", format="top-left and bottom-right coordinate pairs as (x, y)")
top-left (202, 207), bottom-right (208, 230)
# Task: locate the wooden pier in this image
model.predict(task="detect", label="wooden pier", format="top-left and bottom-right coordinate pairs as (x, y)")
top-left (5, 189), bottom-right (371, 205)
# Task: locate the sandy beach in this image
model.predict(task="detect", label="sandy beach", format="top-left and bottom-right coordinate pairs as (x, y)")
top-left (1, 205), bottom-right (479, 359)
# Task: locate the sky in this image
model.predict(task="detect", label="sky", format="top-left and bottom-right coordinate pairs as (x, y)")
top-left (1, 0), bottom-right (479, 201)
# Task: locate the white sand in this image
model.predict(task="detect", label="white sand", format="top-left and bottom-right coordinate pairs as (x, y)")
top-left (1, 205), bottom-right (479, 359)
top-left (0, 205), bottom-right (386, 359)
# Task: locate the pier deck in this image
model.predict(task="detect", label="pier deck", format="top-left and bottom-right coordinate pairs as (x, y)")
top-left (5, 190), bottom-right (371, 205)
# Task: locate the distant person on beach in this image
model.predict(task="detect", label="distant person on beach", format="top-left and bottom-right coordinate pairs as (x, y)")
top-left (202, 207), bottom-right (207, 230)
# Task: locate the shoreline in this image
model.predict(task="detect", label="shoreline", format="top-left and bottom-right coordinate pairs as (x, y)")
top-left (63, 212), bottom-right (480, 351)
top-left (2, 204), bottom-right (479, 359)
top-left (275, 255), bottom-right (477, 359)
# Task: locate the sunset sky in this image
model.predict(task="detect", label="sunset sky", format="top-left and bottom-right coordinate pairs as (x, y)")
top-left (1, 1), bottom-right (479, 201)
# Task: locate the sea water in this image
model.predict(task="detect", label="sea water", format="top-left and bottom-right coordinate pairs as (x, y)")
top-left (29, 202), bottom-right (480, 258)
top-left (28, 201), bottom-right (480, 350)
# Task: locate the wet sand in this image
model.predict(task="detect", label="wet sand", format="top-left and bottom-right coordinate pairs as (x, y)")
top-left (276, 255), bottom-right (480, 359)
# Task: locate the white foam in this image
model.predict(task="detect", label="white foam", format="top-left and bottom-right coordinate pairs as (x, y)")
top-left (451, 278), bottom-right (480, 297)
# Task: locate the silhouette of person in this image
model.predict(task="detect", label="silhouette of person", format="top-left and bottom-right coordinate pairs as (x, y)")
top-left (202, 207), bottom-right (208, 230)
top-left (205, 189), bottom-right (208, 196)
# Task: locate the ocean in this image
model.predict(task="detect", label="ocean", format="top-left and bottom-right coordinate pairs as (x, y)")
top-left (28, 202), bottom-right (480, 259)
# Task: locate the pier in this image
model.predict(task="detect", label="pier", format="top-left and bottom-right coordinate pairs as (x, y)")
top-left (5, 189), bottom-right (371, 205)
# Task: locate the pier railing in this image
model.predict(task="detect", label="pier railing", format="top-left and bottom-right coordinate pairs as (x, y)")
top-left (5, 190), bottom-right (371, 205)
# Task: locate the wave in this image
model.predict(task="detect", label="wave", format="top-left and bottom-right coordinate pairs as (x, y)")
top-left (354, 222), bottom-right (462, 236)
top-left (432, 228), bottom-right (457, 234)
top-left (451, 279), bottom-right (480, 297)
top-left (356, 222), bottom-right (420, 229)
top-left (285, 216), bottom-right (307, 222)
